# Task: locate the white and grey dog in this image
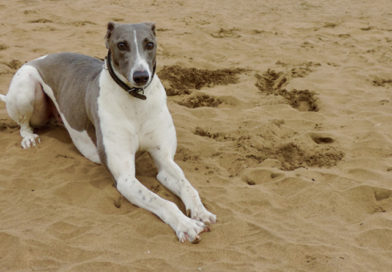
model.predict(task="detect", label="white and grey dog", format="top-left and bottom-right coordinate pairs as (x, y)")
top-left (0, 22), bottom-right (216, 242)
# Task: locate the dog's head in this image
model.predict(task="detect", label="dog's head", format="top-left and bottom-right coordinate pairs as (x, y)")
top-left (105, 22), bottom-right (156, 88)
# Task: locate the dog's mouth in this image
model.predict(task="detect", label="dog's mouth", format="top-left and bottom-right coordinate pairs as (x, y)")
top-left (106, 50), bottom-right (152, 100)
top-left (126, 78), bottom-right (150, 91)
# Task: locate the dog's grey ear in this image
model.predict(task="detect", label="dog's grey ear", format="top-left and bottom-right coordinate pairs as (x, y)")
top-left (105, 22), bottom-right (116, 49)
top-left (145, 22), bottom-right (156, 36)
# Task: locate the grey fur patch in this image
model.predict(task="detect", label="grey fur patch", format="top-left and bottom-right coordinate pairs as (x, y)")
top-left (30, 53), bottom-right (102, 132)
top-left (29, 53), bottom-right (107, 165)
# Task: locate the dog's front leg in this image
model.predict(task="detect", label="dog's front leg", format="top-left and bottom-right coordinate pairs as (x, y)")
top-left (150, 148), bottom-right (217, 225)
top-left (102, 144), bottom-right (208, 242)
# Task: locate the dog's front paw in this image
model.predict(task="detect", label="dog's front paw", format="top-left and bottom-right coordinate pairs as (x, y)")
top-left (187, 206), bottom-right (217, 225)
top-left (176, 217), bottom-right (209, 243)
top-left (21, 134), bottom-right (40, 149)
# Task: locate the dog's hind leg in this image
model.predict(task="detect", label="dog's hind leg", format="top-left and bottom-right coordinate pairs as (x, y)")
top-left (5, 65), bottom-right (50, 148)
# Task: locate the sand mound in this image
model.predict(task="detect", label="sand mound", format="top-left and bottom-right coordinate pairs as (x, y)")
top-left (158, 65), bottom-right (245, 95)
top-left (178, 93), bottom-right (223, 108)
top-left (255, 69), bottom-right (319, 111)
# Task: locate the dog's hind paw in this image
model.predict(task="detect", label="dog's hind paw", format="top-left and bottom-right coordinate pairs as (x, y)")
top-left (21, 134), bottom-right (40, 149)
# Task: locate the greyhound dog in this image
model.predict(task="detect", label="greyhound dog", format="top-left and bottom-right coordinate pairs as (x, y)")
top-left (0, 22), bottom-right (216, 242)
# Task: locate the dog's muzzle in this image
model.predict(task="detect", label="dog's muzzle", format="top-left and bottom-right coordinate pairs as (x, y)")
top-left (106, 50), bottom-right (155, 100)
top-left (133, 70), bottom-right (150, 86)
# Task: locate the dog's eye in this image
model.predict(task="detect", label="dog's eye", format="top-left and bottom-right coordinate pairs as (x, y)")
top-left (117, 42), bottom-right (128, 51)
top-left (146, 42), bottom-right (154, 50)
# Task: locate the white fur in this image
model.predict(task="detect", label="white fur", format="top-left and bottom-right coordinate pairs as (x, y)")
top-left (98, 68), bottom-right (215, 241)
top-left (5, 65), bottom-right (43, 148)
top-left (130, 29), bottom-right (151, 83)
top-left (4, 55), bottom-right (47, 148)
top-left (36, 55), bottom-right (48, 61)
top-left (0, 94), bottom-right (6, 103)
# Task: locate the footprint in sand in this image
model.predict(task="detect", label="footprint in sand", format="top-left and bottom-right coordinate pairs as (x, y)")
top-left (157, 65), bottom-right (245, 96)
top-left (193, 127), bottom-right (235, 141)
top-left (178, 93), bottom-right (222, 108)
top-left (255, 68), bottom-right (319, 112)
top-left (210, 28), bottom-right (241, 39)
top-left (28, 18), bottom-right (53, 23)
top-left (372, 78), bottom-right (392, 88)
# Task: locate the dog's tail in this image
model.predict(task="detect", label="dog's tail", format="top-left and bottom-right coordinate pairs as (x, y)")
top-left (0, 94), bottom-right (7, 103)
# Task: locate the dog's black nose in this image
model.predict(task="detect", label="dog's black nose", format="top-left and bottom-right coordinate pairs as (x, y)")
top-left (133, 71), bottom-right (149, 85)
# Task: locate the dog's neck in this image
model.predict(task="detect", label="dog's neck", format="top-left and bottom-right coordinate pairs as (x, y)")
top-left (106, 50), bottom-right (156, 100)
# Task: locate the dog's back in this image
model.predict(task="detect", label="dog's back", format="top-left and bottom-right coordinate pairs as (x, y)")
top-left (30, 53), bottom-right (102, 131)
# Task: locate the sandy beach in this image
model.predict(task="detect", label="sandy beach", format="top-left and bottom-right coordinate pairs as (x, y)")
top-left (1, 0), bottom-right (392, 271)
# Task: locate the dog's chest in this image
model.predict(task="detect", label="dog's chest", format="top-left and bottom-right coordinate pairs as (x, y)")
top-left (97, 71), bottom-right (169, 149)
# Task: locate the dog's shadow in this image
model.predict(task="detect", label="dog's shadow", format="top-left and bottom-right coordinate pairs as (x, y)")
top-left (37, 124), bottom-right (72, 145)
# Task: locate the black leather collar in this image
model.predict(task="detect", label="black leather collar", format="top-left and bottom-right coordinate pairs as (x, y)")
top-left (106, 50), bottom-right (155, 100)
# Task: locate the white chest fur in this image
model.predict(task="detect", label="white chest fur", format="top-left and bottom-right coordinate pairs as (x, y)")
top-left (97, 70), bottom-right (174, 153)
